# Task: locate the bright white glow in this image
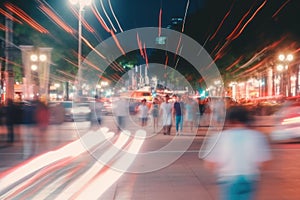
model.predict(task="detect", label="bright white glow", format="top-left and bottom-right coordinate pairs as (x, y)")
top-left (69, 0), bottom-right (92, 6)
top-left (30, 54), bottom-right (38, 62)
top-left (31, 64), bottom-right (38, 71)
top-left (0, 128), bottom-right (114, 192)
top-left (277, 64), bottom-right (284, 71)
top-left (39, 54), bottom-right (47, 62)
top-left (291, 76), bottom-right (297, 81)
top-left (56, 132), bottom-right (130, 199)
top-left (282, 116), bottom-right (300, 125)
top-left (69, 0), bottom-right (79, 5)
top-left (287, 54), bottom-right (293, 61)
top-left (75, 130), bottom-right (146, 199)
top-left (278, 54), bottom-right (285, 61)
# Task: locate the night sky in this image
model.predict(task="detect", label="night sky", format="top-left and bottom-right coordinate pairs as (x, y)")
top-left (1, 0), bottom-right (300, 82)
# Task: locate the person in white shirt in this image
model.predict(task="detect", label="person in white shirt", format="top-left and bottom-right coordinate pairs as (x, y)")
top-left (203, 106), bottom-right (272, 200)
top-left (159, 95), bottom-right (173, 135)
top-left (113, 97), bottom-right (128, 132)
top-left (138, 98), bottom-right (149, 127)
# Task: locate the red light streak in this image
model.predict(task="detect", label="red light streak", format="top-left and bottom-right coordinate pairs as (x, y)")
top-left (91, 6), bottom-right (110, 32)
top-left (158, 8), bottom-right (162, 37)
top-left (38, 3), bottom-right (75, 35)
top-left (143, 43), bottom-right (149, 67)
top-left (164, 54), bottom-right (169, 69)
top-left (209, 5), bottom-right (233, 41)
top-left (81, 36), bottom-right (106, 59)
top-left (109, 29), bottom-right (126, 55)
top-left (225, 56), bottom-right (243, 71)
top-left (137, 33), bottom-right (145, 58)
top-left (231, 0), bottom-right (267, 41)
top-left (272, 0), bottom-right (291, 18)
top-left (0, 8), bottom-right (23, 24)
top-left (5, 3), bottom-right (49, 34)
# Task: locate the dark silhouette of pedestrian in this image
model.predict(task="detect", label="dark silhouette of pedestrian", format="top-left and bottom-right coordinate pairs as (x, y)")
top-left (5, 99), bottom-right (16, 143)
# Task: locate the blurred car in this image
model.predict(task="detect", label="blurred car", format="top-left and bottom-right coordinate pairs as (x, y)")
top-left (48, 102), bottom-right (65, 124)
top-left (62, 101), bottom-right (91, 122)
top-left (270, 105), bottom-right (300, 142)
top-left (102, 99), bottom-right (113, 115)
top-left (129, 90), bottom-right (153, 102)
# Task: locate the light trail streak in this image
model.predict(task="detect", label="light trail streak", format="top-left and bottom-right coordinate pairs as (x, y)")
top-left (0, 23), bottom-right (7, 31)
top-left (209, 3), bottom-right (233, 41)
top-left (56, 132), bottom-right (130, 199)
top-left (158, 8), bottom-right (162, 37)
top-left (181, 0), bottom-right (190, 33)
top-left (99, 0), bottom-right (117, 33)
top-left (81, 36), bottom-right (106, 59)
top-left (143, 43), bottom-right (149, 67)
top-left (82, 57), bottom-right (105, 73)
top-left (31, 164), bottom-right (82, 200)
top-left (231, 0), bottom-right (267, 40)
top-left (91, 4), bottom-right (110, 32)
top-left (0, 8), bottom-right (23, 24)
top-left (282, 117), bottom-right (300, 125)
top-left (236, 39), bottom-right (283, 73)
top-left (4, 2), bottom-right (49, 34)
top-left (110, 61), bottom-right (125, 72)
top-left (108, 0), bottom-right (123, 32)
top-left (74, 130), bottom-right (146, 200)
top-left (0, 129), bottom-right (114, 193)
top-left (272, 0), bottom-right (291, 18)
top-left (137, 33), bottom-right (145, 58)
top-left (225, 56), bottom-right (243, 71)
top-left (226, 8), bottom-right (251, 41)
top-left (38, 1), bottom-right (75, 35)
top-left (164, 54), bottom-right (169, 69)
top-left (3, 158), bottom-right (77, 200)
top-left (173, 0), bottom-right (189, 66)
top-left (109, 29), bottom-right (126, 55)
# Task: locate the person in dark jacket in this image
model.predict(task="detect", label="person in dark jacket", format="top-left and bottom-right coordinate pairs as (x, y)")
top-left (5, 98), bottom-right (16, 143)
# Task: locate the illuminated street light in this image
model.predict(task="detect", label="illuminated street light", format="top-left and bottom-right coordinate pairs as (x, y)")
top-left (30, 53), bottom-right (47, 71)
top-left (69, 0), bottom-right (92, 97)
top-left (277, 53), bottom-right (294, 96)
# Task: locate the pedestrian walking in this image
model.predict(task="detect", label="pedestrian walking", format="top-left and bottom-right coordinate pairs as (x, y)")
top-left (173, 95), bottom-right (184, 135)
top-left (203, 106), bottom-right (272, 200)
top-left (159, 95), bottom-right (172, 135)
top-left (35, 100), bottom-right (50, 133)
top-left (113, 96), bottom-right (128, 132)
top-left (4, 99), bottom-right (16, 143)
top-left (137, 98), bottom-right (149, 127)
top-left (90, 95), bottom-right (104, 128)
top-left (149, 97), bottom-right (160, 132)
top-left (184, 98), bottom-right (194, 131)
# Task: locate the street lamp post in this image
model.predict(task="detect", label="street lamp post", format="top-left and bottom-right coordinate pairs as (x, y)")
top-left (277, 53), bottom-right (293, 97)
top-left (69, 0), bottom-right (92, 99)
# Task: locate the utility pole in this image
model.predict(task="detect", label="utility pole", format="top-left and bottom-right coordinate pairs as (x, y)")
top-left (5, 11), bottom-right (14, 102)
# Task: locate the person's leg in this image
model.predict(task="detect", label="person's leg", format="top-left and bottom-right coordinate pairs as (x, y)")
top-left (221, 176), bottom-right (257, 200)
top-left (175, 115), bottom-right (179, 134)
top-left (179, 115), bottom-right (183, 132)
top-left (163, 125), bottom-right (166, 135)
top-left (7, 124), bottom-right (14, 143)
top-left (167, 124), bottom-right (171, 135)
top-left (117, 116), bottom-right (124, 132)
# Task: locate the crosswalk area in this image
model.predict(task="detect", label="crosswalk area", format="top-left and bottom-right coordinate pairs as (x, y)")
top-left (0, 127), bottom-right (146, 200)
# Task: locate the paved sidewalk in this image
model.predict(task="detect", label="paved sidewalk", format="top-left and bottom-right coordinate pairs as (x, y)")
top-left (1, 118), bottom-right (292, 200)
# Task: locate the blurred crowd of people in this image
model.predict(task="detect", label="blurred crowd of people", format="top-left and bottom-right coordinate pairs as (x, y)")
top-left (112, 94), bottom-right (229, 135)
top-left (0, 97), bottom-right (50, 143)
